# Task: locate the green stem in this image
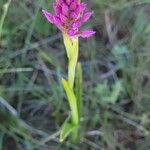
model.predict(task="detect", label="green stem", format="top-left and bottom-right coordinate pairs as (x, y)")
top-left (75, 63), bottom-right (83, 120)
top-left (62, 33), bottom-right (80, 142)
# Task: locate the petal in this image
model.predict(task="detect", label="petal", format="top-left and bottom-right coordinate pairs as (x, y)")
top-left (53, 3), bottom-right (62, 15)
top-left (53, 16), bottom-right (62, 26)
top-left (76, 3), bottom-right (86, 13)
top-left (72, 21), bottom-right (81, 28)
top-left (66, 0), bottom-right (72, 5)
top-left (62, 3), bottom-right (69, 16)
top-left (59, 14), bottom-right (68, 23)
top-left (53, 16), bottom-right (64, 31)
top-left (70, 12), bottom-right (78, 19)
top-left (70, 1), bottom-right (77, 10)
top-left (81, 11), bottom-right (93, 23)
top-left (57, 0), bottom-right (64, 3)
top-left (78, 30), bottom-right (95, 38)
top-left (42, 10), bottom-right (54, 23)
top-left (68, 29), bottom-right (78, 37)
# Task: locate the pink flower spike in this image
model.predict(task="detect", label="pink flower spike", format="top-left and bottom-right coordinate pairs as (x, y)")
top-left (78, 30), bottom-right (96, 38)
top-left (42, 0), bottom-right (95, 38)
top-left (82, 12), bottom-right (94, 23)
top-left (42, 10), bottom-right (54, 23)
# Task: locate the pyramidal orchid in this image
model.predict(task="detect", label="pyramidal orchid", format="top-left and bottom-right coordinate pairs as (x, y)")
top-left (42, 0), bottom-right (95, 142)
top-left (42, 0), bottom-right (95, 38)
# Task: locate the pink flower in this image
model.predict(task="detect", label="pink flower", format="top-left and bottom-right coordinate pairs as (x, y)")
top-left (42, 0), bottom-right (95, 38)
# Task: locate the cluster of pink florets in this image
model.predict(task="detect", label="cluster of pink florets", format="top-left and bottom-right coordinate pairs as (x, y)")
top-left (42, 0), bottom-right (95, 38)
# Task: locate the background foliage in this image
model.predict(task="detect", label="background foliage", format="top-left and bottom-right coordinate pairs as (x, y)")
top-left (0, 0), bottom-right (150, 149)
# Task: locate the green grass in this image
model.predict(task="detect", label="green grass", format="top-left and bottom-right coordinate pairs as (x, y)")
top-left (0, 0), bottom-right (150, 149)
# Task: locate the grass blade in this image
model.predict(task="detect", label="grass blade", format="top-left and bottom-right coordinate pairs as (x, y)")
top-left (0, 0), bottom-right (11, 40)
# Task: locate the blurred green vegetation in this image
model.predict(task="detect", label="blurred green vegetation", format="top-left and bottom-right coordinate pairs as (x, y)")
top-left (0, 0), bottom-right (150, 149)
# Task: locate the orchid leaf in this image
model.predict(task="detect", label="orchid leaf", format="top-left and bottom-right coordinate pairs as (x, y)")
top-left (68, 38), bottom-right (78, 88)
top-left (63, 33), bottom-right (79, 88)
top-left (60, 121), bottom-right (75, 142)
top-left (61, 78), bottom-right (79, 125)
top-left (63, 33), bottom-right (73, 59)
